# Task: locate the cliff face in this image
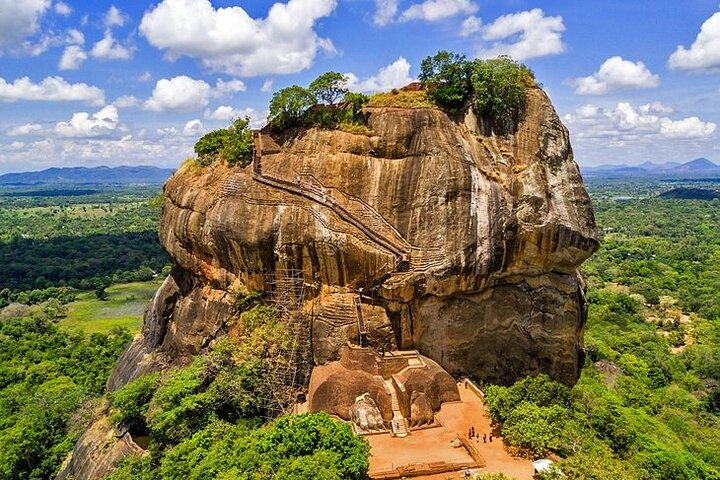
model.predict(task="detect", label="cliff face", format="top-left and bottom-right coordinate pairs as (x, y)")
top-left (109, 84), bottom-right (598, 391)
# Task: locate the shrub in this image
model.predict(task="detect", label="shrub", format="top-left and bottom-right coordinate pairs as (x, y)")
top-left (109, 371), bottom-right (162, 425)
top-left (193, 117), bottom-right (254, 167)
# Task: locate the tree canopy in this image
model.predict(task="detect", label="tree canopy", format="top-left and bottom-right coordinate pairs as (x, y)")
top-left (268, 85), bottom-right (318, 129)
top-left (418, 51), bottom-right (534, 129)
top-left (309, 71), bottom-right (349, 105)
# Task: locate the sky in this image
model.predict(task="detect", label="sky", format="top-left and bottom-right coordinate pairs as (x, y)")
top-left (0, 0), bottom-right (719, 174)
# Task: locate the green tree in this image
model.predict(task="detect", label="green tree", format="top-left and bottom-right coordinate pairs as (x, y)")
top-left (309, 72), bottom-right (349, 105)
top-left (471, 55), bottom-right (534, 129)
top-left (268, 85), bottom-right (317, 129)
top-left (193, 117), bottom-right (254, 167)
top-left (418, 50), bottom-right (474, 110)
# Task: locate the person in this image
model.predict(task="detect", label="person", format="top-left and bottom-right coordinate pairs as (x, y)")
top-left (483, 433), bottom-right (487, 443)
top-left (489, 434), bottom-right (493, 443)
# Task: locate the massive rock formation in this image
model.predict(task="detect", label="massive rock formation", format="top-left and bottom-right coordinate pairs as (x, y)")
top-left (61, 83), bottom-right (598, 480)
top-left (109, 84), bottom-right (597, 394)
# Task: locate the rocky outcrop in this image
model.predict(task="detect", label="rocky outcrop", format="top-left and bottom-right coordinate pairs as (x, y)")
top-left (108, 84), bottom-right (597, 392)
top-left (56, 404), bottom-right (144, 480)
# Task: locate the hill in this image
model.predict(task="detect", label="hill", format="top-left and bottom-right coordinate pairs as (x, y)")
top-left (0, 166), bottom-right (175, 186)
top-left (581, 158), bottom-right (720, 178)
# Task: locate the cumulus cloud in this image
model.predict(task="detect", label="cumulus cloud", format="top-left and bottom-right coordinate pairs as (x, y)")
top-left (54, 1), bottom-right (71, 16)
top-left (204, 106), bottom-right (266, 127)
top-left (668, 11), bottom-right (720, 71)
top-left (460, 16), bottom-right (482, 37)
top-left (7, 123), bottom-right (44, 136)
top-left (144, 76), bottom-right (212, 112)
top-left (0, 76), bottom-right (104, 105)
top-left (261, 80), bottom-right (274, 93)
top-left (55, 105), bottom-right (120, 138)
top-left (104, 5), bottom-right (126, 28)
top-left (478, 8), bottom-right (565, 61)
top-left (345, 57), bottom-right (413, 92)
top-left (214, 79), bottom-right (246, 97)
top-left (139, 0), bottom-right (337, 76)
top-left (65, 28), bottom-right (84, 45)
top-left (90, 30), bottom-right (133, 60)
top-left (399, 0), bottom-right (478, 22)
top-left (113, 95), bottom-right (140, 108)
top-left (0, 0), bottom-right (51, 51)
top-left (373, 0), bottom-right (399, 26)
top-left (59, 45), bottom-right (87, 70)
top-left (564, 102), bottom-right (716, 141)
top-left (181, 119), bottom-right (204, 137)
top-left (571, 56), bottom-right (660, 95)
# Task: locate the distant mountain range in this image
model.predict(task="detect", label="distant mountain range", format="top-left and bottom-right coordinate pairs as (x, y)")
top-left (0, 166), bottom-right (175, 186)
top-left (581, 158), bottom-right (720, 178)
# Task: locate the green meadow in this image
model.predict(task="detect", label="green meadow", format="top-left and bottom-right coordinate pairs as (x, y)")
top-left (60, 279), bottom-right (163, 334)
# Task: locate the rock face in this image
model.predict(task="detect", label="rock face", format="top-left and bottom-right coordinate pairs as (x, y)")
top-left (108, 84), bottom-right (597, 392)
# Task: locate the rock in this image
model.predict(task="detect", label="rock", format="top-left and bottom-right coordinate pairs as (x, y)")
top-left (350, 393), bottom-right (386, 432)
top-left (55, 405), bottom-right (144, 480)
top-left (105, 84), bottom-right (597, 391)
top-left (71, 83), bottom-right (598, 479)
top-left (409, 392), bottom-right (434, 427)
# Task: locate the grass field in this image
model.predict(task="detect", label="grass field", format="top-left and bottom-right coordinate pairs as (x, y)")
top-left (60, 279), bottom-right (163, 334)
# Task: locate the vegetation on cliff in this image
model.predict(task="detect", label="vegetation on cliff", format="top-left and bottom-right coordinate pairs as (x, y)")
top-left (419, 51), bottom-right (534, 129)
top-left (193, 117), bottom-right (254, 168)
top-left (102, 303), bottom-right (369, 479)
top-left (484, 183), bottom-right (720, 480)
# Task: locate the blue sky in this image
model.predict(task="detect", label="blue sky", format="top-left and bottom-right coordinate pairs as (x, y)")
top-left (0, 0), bottom-right (719, 173)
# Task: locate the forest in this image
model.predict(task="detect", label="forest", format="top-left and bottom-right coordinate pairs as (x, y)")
top-left (0, 178), bottom-right (718, 479)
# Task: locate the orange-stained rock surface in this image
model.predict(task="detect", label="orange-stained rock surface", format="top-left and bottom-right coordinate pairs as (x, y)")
top-left (108, 85), bottom-right (598, 393)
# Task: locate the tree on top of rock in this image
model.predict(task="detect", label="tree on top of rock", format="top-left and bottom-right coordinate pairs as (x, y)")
top-left (268, 85), bottom-right (317, 129)
top-left (309, 72), bottom-right (349, 105)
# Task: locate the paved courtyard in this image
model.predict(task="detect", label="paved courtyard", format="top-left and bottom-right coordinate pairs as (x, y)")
top-left (366, 381), bottom-right (534, 480)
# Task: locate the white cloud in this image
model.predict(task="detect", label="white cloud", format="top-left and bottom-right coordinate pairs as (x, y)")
top-left (460, 16), bottom-right (482, 37)
top-left (345, 57), bottom-right (413, 92)
top-left (564, 102), bottom-right (716, 141)
top-left (54, 1), bottom-right (71, 16)
top-left (181, 119), bottom-right (204, 136)
top-left (90, 30), bottom-right (133, 60)
top-left (261, 79), bottom-right (274, 93)
top-left (639, 102), bottom-right (673, 115)
top-left (139, 0), bottom-right (337, 76)
top-left (204, 106), bottom-right (266, 127)
top-left (0, 76), bottom-right (104, 105)
top-left (55, 105), bottom-right (120, 138)
top-left (0, 0), bottom-right (51, 51)
top-left (144, 76), bottom-right (212, 112)
top-left (572, 56), bottom-right (660, 95)
top-left (7, 123), bottom-right (43, 136)
top-left (59, 45), bottom-right (87, 70)
top-left (479, 8), bottom-right (565, 61)
top-left (373, 0), bottom-right (399, 26)
top-left (668, 11), bottom-right (720, 71)
top-left (113, 95), bottom-right (140, 108)
top-left (104, 5), bottom-right (126, 28)
top-left (138, 71), bottom-right (152, 82)
top-left (214, 78), bottom-right (246, 97)
top-left (0, 135), bottom-right (190, 173)
top-left (65, 28), bottom-right (84, 45)
top-left (399, 0), bottom-right (478, 23)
